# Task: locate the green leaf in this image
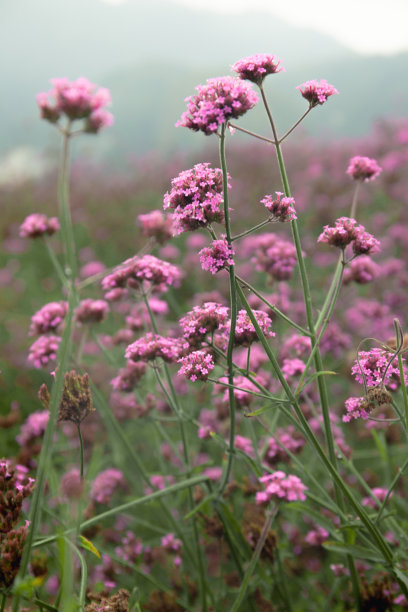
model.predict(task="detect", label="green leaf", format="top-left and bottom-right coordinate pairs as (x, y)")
top-left (393, 568), bottom-right (408, 590)
top-left (296, 371), bottom-right (337, 396)
top-left (12, 575), bottom-right (45, 598)
top-left (78, 534), bottom-right (101, 559)
top-left (323, 541), bottom-right (383, 562)
top-left (184, 494), bottom-right (215, 520)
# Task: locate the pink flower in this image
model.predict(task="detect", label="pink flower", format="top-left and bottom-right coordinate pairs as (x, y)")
top-left (251, 234), bottom-right (298, 281)
top-left (352, 230), bottom-right (381, 256)
top-left (261, 192), bottom-right (297, 222)
top-left (343, 256), bottom-right (380, 285)
top-left (231, 54), bottom-right (284, 84)
top-left (29, 301), bottom-right (68, 336)
top-left (343, 396), bottom-right (371, 422)
top-left (362, 487), bottom-right (391, 509)
top-left (256, 471), bottom-right (307, 505)
top-left (318, 217), bottom-right (360, 248)
top-left (110, 361), bottom-right (147, 392)
top-left (177, 76), bottom-right (258, 135)
top-left (179, 302), bottom-right (229, 346)
top-left (20, 214), bottom-right (60, 239)
top-left (75, 299), bottom-right (109, 324)
top-left (60, 468), bottom-right (83, 500)
top-left (232, 309), bottom-right (274, 346)
top-left (351, 348), bottom-right (407, 391)
top-left (297, 79), bottom-right (338, 107)
top-left (137, 210), bottom-right (174, 243)
top-left (84, 108), bottom-right (114, 133)
top-left (125, 333), bottom-right (187, 364)
top-left (178, 350), bottom-right (215, 382)
top-left (91, 468), bottom-right (125, 504)
top-left (102, 254), bottom-right (182, 295)
top-left (28, 335), bottom-right (61, 369)
top-left (163, 163), bottom-right (227, 234)
top-left (16, 410), bottom-right (50, 446)
top-left (347, 156), bottom-right (382, 182)
top-left (199, 239), bottom-right (235, 274)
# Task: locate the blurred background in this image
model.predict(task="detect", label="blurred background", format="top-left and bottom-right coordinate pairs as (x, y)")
top-left (1, 0), bottom-right (407, 177)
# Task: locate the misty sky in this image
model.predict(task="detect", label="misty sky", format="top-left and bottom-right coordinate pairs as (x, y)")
top-left (101, 0), bottom-right (408, 56)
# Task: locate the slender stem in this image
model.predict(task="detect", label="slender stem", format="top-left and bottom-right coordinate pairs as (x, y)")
top-left (231, 506), bottom-right (278, 611)
top-left (218, 123), bottom-right (238, 496)
top-left (398, 354), bottom-right (408, 430)
top-left (206, 377), bottom-right (289, 403)
top-left (231, 217), bottom-right (272, 242)
top-left (236, 275), bottom-right (310, 336)
top-left (349, 181), bottom-right (361, 220)
top-left (375, 454), bottom-right (408, 525)
top-left (43, 238), bottom-right (70, 291)
top-left (227, 121), bottom-right (276, 145)
top-left (1, 593), bottom-right (6, 612)
top-left (77, 424), bottom-right (84, 479)
top-left (65, 538), bottom-right (88, 610)
top-left (58, 125), bottom-right (77, 279)
top-left (278, 106), bottom-right (312, 144)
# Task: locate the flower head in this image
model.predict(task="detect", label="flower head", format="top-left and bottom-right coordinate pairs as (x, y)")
top-left (178, 350), bottom-right (215, 382)
top-left (347, 156), bottom-right (382, 182)
top-left (102, 254), bottom-right (182, 295)
top-left (233, 309), bottom-right (274, 346)
top-left (75, 299), bottom-right (109, 324)
top-left (20, 214), bottom-right (60, 238)
top-left (176, 76), bottom-right (258, 135)
top-left (297, 79), bottom-right (338, 107)
top-left (125, 333), bottom-right (187, 364)
top-left (91, 468), bottom-right (125, 504)
top-left (137, 210), bottom-right (174, 243)
top-left (351, 348), bottom-right (407, 391)
top-left (256, 471), bottom-right (307, 505)
top-left (29, 301), bottom-right (68, 336)
top-left (199, 239), bottom-right (235, 274)
top-left (28, 335), bottom-right (61, 369)
top-left (179, 302), bottom-right (229, 346)
top-left (231, 54), bottom-right (284, 84)
top-left (261, 192), bottom-right (297, 222)
top-left (318, 217), bottom-right (360, 248)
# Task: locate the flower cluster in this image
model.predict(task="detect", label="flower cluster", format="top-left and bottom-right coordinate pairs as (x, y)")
top-left (37, 77), bottom-right (113, 132)
top-left (137, 210), bottom-right (174, 243)
top-left (343, 256), bottom-right (380, 285)
top-left (163, 163), bottom-right (227, 234)
top-left (256, 471), bottom-right (307, 505)
top-left (75, 299), bottom-right (109, 324)
top-left (28, 335), bottom-right (61, 369)
top-left (179, 302), bottom-right (229, 346)
top-left (29, 301), bottom-right (68, 336)
top-left (178, 350), bottom-right (215, 382)
top-left (231, 54), bottom-right (284, 83)
top-left (199, 239), bottom-right (235, 274)
top-left (252, 234), bottom-right (298, 281)
top-left (176, 76), bottom-right (258, 135)
top-left (351, 348), bottom-right (407, 391)
top-left (110, 361), bottom-right (147, 393)
top-left (347, 156), bottom-right (382, 182)
top-left (297, 79), bottom-right (338, 107)
top-left (261, 427), bottom-right (305, 466)
top-left (261, 192), bottom-right (297, 222)
top-left (161, 533), bottom-right (183, 567)
top-left (318, 217), bottom-right (380, 255)
top-left (91, 468), bottom-right (125, 504)
top-left (16, 411), bottom-right (50, 446)
top-left (233, 309), bottom-right (274, 346)
top-left (0, 461), bottom-right (35, 533)
top-left (125, 333), bottom-right (187, 364)
top-left (102, 254), bottom-right (182, 297)
top-left (20, 213), bottom-right (60, 238)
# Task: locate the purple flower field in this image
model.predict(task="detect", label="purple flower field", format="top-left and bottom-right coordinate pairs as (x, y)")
top-left (1, 56), bottom-right (408, 611)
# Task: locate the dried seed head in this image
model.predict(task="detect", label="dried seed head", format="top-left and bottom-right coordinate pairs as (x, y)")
top-left (58, 371), bottom-right (94, 425)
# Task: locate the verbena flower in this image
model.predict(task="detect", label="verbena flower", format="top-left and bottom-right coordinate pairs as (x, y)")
top-left (16, 410), bottom-right (50, 446)
top-left (199, 239), bottom-right (235, 274)
top-left (352, 230), bottom-right (381, 256)
top-left (318, 217), bottom-right (360, 248)
top-left (102, 254), bottom-right (182, 295)
top-left (28, 335), bottom-right (61, 369)
top-left (176, 76), bottom-right (258, 135)
top-left (252, 234), bottom-right (298, 281)
top-left (110, 361), bottom-right (147, 392)
top-left (231, 54), bottom-right (284, 84)
top-left (351, 348), bottom-right (407, 391)
top-left (29, 301), bottom-right (68, 336)
top-left (178, 350), bottom-right (215, 382)
top-left (163, 163), bottom-right (227, 234)
top-left (125, 333), bottom-right (187, 364)
top-left (233, 309), bottom-right (274, 346)
top-left (91, 468), bottom-right (125, 504)
top-left (20, 213), bottom-right (60, 238)
top-left (37, 77), bottom-right (113, 132)
top-left (261, 192), bottom-right (297, 222)
top-left (347, 156), bottom-right (382, 182)
top-left (261, 426), bottom-right (305, 466)
top-left (179, 302), bottom-right (229, 346)
top-left (297, 79), bottom-right (338, 107)
top-left (0, 461), bottom-right (35, 533)
top-left (256, 471), bottom-right (307, 505)
top-left (137, 210), bottom-right (174, 243)
top-left (343, 256), bottom-right (380, 285)
top-left (75, 299), bottom-right (109, 324)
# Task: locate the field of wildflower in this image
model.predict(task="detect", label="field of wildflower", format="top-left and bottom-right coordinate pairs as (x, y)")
top-left (2, 54), bottom-right (408, 611)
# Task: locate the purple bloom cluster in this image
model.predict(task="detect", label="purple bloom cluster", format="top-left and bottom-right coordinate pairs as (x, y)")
top-left (75, 299), bottom-right (109, 324)
top-left (261, 192), bottom-right (297, 222)
top-left (125, 333), bottom-right (187, 364)
top-left (343, 256), bottom-right (380, 285)
top-left (343, 397), bottom-right (371, 422)
top-left (179, 302), bottom-right (229, 346)
top-left (261, 426), bottom-right (305, 467)
top-left (256, 471), bottom-right (307, 505)
top-left (110, 360), bottom-right (147, 393)
top-left (233, 309), bottom-right (274, 346)
top-left (102, 254), bottom-right (182, 297)
top-left (347, 156), bottom-right (382, 182)
top-left (297, 79), bottom-right (338, 107)
top-left (178, 350), bottom-right (215, 382)
top-left (16, 410), bottom-right (50, 446)
top-left (176, 76), bottom-right (258, 135)
top-left (199, 239), bottom-right (235, 274)
top-left (91, 468), bottom-right (125, 504)
top-left (252, 234), bottom-right (298, 281)
top-left (37, 77), bottom-right (113, 132)
top-left (351, 348), bottom-right (407, 391)
top-left (318, 217), bottom-right (380, 255)
top-left (163, 163), bottom-right (227, 234)
top-left (231, 53), bottom-right (284, 83)
top-left (19, 213), bottom-right (60, 239)
top-left (29, 301), bottom-right (68, 336)
top-left (137, 210), bottom-right (174, 243)
top-left (28, 335), bottom-right (61, 369)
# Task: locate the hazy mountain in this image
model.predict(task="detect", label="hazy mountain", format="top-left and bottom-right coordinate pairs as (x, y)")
top-left (1, 0), bottom-right (405, 159)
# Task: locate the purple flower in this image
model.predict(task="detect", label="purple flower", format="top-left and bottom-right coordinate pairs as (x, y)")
top-left (91, 468), bottom-right (125, 504)
top-left (16, 410), bottom-right (50, 446)
top-left (352, 230), bottom-right (381, 256)
top-left (163, 163), bottom-right (227, 234)
top-left (343, 256), bottom-right (380, 285)
top-left (75, 299), bottom-right (109, 324)
top-left (102, 254), bottom-right (182, 295)
top-left (20, 214), bottom-right (60, 239)
top-left (137, 210), bottom-right (174, 243)
top-left (178, 350), bottom-right (215, 382)
top-left (233, 309), bottom-right (274, 346)
top-left (110, 361), bottom-right (147, 392)
top-left (351, 348), bottom-right (407, 391)
top-left (256, 471), bottom-right (307, 505)
top-left (29, 301), bottom-right (68, 336)
top-left (125, 333), bottom-right (187, 364)
top-left (252, 234), bottom-right (298, 281)
top-left (231, 54), bottom-right (284, 84)
top-left (318, 217), bottom-right (360, 248)
top-left (347, 156), bottom-right (382, 182)
top-left (28, 335), bottom-right (61, 369)
top-left (176, 76), bottom-right (258, 135)
top-left (342, 396), bottom-right (371, 422)
top-left (199, 239), bottom-right (235, 274)
top-left (297, 79), bottom-right (338, 107)
top-left (179, 302), bottom-right (229, 346)
top-left (261, 192), bottom-right (297, 222)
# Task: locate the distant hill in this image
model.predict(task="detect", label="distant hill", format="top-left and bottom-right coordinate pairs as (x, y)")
top-left (1, 0), bottom-right (406, 159)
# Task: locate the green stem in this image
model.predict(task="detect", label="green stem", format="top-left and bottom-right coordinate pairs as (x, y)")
top-left (227, 121), bottom-right (276, 145)
top-left (231, 506), bottom-right (278, 611)
top-left (231, 218), bottom-right (272, 242)
top-left (43, 238), bottom-right (70, 291)
top-left (398, 354), bottom-right (408, 430)
top-left (77, 425), bottom-right (84, 480)
top-left (58, 125), bottom-right (77, 279)
top-left (375, 454), bottom-right (408, 525)
top-left (66, 538), bottom-right (87, 610)
top-left (350, 181), bottom-right (361, 220)
top-left (1, 593), bottom-right (6, 612)
top-left (217, 123), bottom-right (238, 496)
top-left (278, 106), bottom-right (312, 144)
